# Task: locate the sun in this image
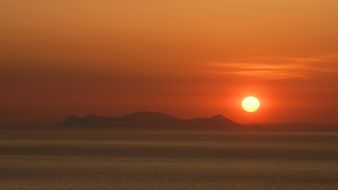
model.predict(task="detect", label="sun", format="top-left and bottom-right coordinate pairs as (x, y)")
top-left (242, 96), bottom-right (261, 113)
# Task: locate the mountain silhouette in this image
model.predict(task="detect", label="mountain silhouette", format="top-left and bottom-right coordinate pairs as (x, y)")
top-left (60, 111), bottom-right (338, 131)
top-left (61, 111), bottom-right (238, 129)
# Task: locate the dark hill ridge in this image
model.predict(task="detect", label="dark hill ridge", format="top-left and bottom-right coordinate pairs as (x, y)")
top-left (61, 111), bottom-right (338, 131)
top-left (61, 111), bottom-right (238, 129)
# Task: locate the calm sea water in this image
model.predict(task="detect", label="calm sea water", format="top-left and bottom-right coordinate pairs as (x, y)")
top-left (0, 128), bottom-right (338, 190)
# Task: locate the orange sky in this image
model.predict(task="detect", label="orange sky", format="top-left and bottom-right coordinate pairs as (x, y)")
top-left (1, 0), bottom-right (338, 124)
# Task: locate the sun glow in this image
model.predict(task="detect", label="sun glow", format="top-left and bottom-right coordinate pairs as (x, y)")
top-left (242, 96), bottom-right (261, 113)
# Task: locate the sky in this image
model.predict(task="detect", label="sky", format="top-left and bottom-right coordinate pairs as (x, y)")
top-left (1, 0), bottom-right (338, 124)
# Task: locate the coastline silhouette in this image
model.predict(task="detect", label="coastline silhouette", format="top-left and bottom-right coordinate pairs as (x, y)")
top-left (60, 111), bottom-right (338, 131)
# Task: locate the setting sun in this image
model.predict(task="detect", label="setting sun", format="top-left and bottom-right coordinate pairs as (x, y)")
top-left (242, 96), bottom-right (261, 113)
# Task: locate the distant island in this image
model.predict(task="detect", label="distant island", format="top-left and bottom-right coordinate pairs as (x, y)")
top-left (60, 111), bottom-right (338, 131)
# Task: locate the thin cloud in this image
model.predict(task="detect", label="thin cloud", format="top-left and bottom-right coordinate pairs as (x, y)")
top-left (205, 55), bottom-right (338, 80)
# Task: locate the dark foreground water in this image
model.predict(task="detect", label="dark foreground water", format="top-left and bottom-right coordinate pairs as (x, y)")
top-left (0, 127), bottom-right (338, 190)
